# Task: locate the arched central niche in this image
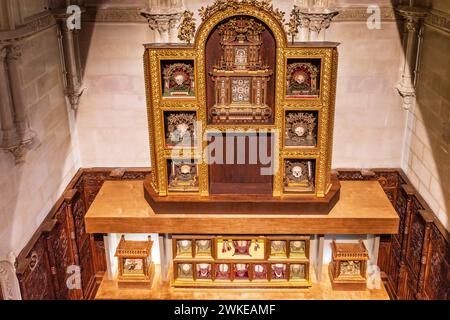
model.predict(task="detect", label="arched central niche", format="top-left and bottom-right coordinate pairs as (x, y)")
top-left (203, 15), bottom-right (277, 195)
top-left (205, 15), bottom-right (277, 125)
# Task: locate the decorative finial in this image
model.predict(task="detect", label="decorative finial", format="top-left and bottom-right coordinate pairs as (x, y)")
top-left (178, 10), bottom-right (196, 45)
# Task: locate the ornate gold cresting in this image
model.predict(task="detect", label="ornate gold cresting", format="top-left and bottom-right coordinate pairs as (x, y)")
top-left (144, 1), bottom-right (337, 198)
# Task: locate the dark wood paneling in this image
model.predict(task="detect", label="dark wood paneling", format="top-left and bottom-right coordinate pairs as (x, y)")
top-left (16, 235), bottom-right (55, 300)
top-left (335, 169), bottom-right (449, 301)
top-left (15, 167), bottom-right (450, 300)
top-left (422, 224), bottom-right (450, 300)
top-left (16, 168), bottom-right (149, 300)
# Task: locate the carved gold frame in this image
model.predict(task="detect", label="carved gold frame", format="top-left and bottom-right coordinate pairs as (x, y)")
top-left (144, 4), bottom-right (338, 198)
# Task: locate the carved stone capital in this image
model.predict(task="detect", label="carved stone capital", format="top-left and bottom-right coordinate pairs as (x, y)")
top-left (4, 141), bottom-right (31, 165)
top-left (140, 11), bottom-right (182, 34)
top-left (6, 43), bottom-right (22, 62)
top-left (397, 85), bottom-right (416, 111)
top-left (396, 6), bottom-right (429, 34)
top-left (66, 88), bottom-right (85, 110)
top-left (298, 9), bottom-right (339, 33)
top-left (0, 45), bottom-right (8, 61)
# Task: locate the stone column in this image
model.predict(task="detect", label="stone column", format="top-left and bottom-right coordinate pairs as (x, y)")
top-left (53, 8), bottom-right (86, 110)
top-left (395, 6), bottom-right (429, 110)
top-left (6, 43), bottom-right (35, 143)
top-left (0, 44), bottom-right (20, 150)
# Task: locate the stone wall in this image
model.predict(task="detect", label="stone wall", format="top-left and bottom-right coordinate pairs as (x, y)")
top-left (0, 1), bottom-right (80, 258)
top-left (402, 1), bottom-right (450, 231)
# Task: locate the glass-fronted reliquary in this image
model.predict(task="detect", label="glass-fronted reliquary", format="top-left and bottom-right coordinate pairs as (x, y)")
top-left (142, 1), bottom-right (340, 288)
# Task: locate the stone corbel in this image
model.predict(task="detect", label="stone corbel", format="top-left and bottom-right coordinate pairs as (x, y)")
top-left (0, 253), bottom-right (22, 300)
top-left (140, 11), bottom-right (182, 43)
top-left (395, 5), bottom-right (429, 110)
top-left (52, 8), bottom-right (86, 110)
top-left (0, 41), bottom-right (36, 164)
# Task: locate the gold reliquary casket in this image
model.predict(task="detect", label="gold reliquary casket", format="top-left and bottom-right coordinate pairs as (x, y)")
top-left (115, 235), bottom-right (155, 288)
top-left (143, 0), bottom-right (341, 215)
top-left (329, 240), bottom-right (369, 291)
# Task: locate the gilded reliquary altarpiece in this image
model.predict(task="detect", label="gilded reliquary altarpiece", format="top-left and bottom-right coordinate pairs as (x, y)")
top-left (144, 1), bottom-right (338, 198)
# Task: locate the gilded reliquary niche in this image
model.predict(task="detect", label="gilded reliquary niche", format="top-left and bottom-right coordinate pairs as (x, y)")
top-left (290, 264), bottom-right (306, 280)
top-left (215, 263), bottom-right (231, 280)
top-left (290, 240), bottom-right (306, 258)
top-left (196, 263), bottom-right (213, 280)
top-left (176, 239), bottom-right (193, 257)
top-left (253, 264), bottom-right (268, 280)
top-left (195, 240), bottom-right (212, 257)
top-left (207, 16), bottom-right (276, 124)
top-left (271, 264), bottom-right (288, 280)
top-left (177, 263), bottom-right (193, 280)
top-left (167, 160), bottom-right (199, 193)
top-left (270, 240), bottom-right (287, 258)
top-left (164, 111), bottom-right (197, 148)
top-left (285, 111), bottom-right (318, 148)
top-left (161, 60), bottom-right (195, 99)
top-left (284, 159), bottom-right (316, 193)
top-left (286, 58), bottom-right (321, 99)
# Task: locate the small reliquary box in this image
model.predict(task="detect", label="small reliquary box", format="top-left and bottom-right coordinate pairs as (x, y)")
top-left (115, 235), bottom-right (154, 288)
top-left (329, 240), bottom-right (369, 291)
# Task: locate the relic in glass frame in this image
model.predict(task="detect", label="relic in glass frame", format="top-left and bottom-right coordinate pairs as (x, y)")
top-left (329, 240), bottom-right (369, 290)
top-left (285, 111), bottom-right (318, 147)
top-left (209, 17), bottom-right (273, 124)
top-left (161, 60), bottom-right (195, 98)
top-left (253, 264), bottom-right (268, 280)
top-left (284, 159), bottom-right (315, 193)
top-left (177, 263), bottom-right (193, 279)
top-left (289, 240), bottom-right (306, 257)
top-left (286, 59), bottom-right (321, 98)
top-left (340, 261), bottom-right (361, 276)
top-left (115, 235), bottom-right (154, 286)
top-left (176, 239), bottom-right (193, 257)
top-left (164, 111), bottom-right (196, 148)
top-left (168, 160), bottom-right (199, 193)
top-left (196, 263), bottom-right (212, 280)
top-left (195, 240), bottom-right (212, 257)
top-left (290, 264), bottom-right (306, 280)
top-left (234, 264), bottom-right (250, 280)
top-left (271, 264), bottom-right (287, 280)
top-left (270, 241), bottom-right (287, 258)
top-left (215, 264), bottom-right (231, 280)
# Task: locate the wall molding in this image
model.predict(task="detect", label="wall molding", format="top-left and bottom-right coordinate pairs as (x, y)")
top-left (334, 6), bottom-right (397, 22)
top-left (83, 7), bottom-right (147, 23)
top-left (0, 12), bottom-right (56, 42)
top-left (78, 6), bottom-right (399, 24)
top-left (425, 9), bottom-right (450, 33)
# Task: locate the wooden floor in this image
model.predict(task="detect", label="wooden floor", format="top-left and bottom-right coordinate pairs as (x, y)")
top-left (96, 265), bottom-right (389, 300)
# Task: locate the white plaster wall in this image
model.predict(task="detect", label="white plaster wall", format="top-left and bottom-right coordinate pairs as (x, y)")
top-left (77, 1), bottom-right (406, 169)
top-left (76, 23), bottom-right (154, 167)
top-left (0, 26), bottom-right (80, 257)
